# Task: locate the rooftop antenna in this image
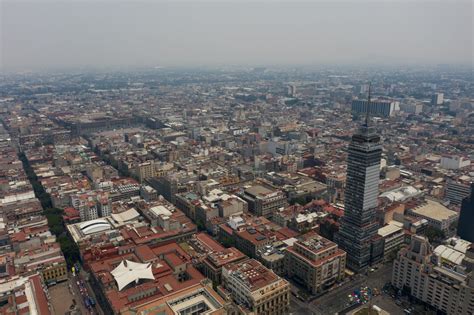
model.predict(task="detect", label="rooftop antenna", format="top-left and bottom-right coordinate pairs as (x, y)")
top-left (365, 82), bottom-right (371, 126)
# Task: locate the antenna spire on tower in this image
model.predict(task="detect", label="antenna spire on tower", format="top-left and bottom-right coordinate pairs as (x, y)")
top-left (365, 82), bottom-right (371, 126)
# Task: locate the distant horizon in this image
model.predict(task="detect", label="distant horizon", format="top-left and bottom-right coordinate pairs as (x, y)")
top-left (1, 62), bottom-right (472, 75)
top-left (2, 1), bottom-right (472, 71)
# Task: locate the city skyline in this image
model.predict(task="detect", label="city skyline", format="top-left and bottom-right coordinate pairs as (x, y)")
top-left (0, 1), bottom-right (472, 314)
top-left (0, 62), bottom-right (472, 315)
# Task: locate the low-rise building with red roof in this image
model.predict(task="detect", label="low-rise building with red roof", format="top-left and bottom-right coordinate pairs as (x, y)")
top-left (86, 242), bottom-right (227, 314)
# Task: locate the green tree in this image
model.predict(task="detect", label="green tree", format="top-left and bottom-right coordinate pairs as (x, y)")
top-left (19, 152), bottom-right (80, 267)
top-left (221, 235), bottom-right (235, 248)
top-left (196, 219), bottom-right (206, 231)
top-left (290, 197), bottom-right (307, 206)
top-left (319, 219), bottom-right (338, 241)
top-left (449, 220), bottom-right (458, 232)
top-left (424, 226), bottom-right (445, 243)
top-left (58, 236), bottom-right (80, 266)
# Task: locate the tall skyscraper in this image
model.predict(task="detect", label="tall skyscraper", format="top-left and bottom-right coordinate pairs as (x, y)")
top-left (335, 85), bottom-right (383, 272)
top-left (458, 183), bottom-right (474, 242)
top-left (431, 92), bottom-right (444, 105)
top-left (287, 84), bottom-right (297, 97)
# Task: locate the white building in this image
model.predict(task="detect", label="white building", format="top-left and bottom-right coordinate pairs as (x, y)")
top-left (440, 156), bottom-right (471, 170)
top-left (432, 93), bottom-right (444, 105)
top-left (380, 185), bottom-right (422, 202)
top-left (434, 237), bottom-right (472, 266)
top-left (400, 103), bottom-right (423, 114)
top-left (378, 221), bottom-right (405, 261)
top-left (392, 235), bottom-right (474, 315)
top-left (351, 99), bottom-right (399, 117)
top-left (446, 178), bottom-right (472, 205)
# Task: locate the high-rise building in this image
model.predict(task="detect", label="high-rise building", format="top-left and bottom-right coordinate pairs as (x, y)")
top-left (446, 178), bottom-right (472, 205)
top-left (440, 156), bottom-right (471, 170)
top-left (287, 85), bottom-right (296, 97)
top-left (284, 232), bottom-right (346, 294)
top-left (359, 83), bottom-right (370, 94)
top-left (458, 183), bottom-right (474, 242)
top-left (392, 235), bottom-right (474, 315)
top-left (335, 87), bottom-right (383, 272)
top-left (400, 103), bottom-right (423, 114)
top-left (432, 92), bottom-right (444, 105)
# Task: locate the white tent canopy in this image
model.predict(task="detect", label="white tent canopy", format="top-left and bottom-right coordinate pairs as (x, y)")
top-left (110, 208), bottom-right (140, 224)
top-left (111, 260), bottom-right (155, 291)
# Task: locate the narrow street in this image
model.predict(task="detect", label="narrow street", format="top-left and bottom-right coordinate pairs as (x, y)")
top-left (70, 272), bottom-right (104, 315)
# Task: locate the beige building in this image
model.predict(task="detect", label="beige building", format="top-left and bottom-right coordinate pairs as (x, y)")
top-left (407, 199), bottom-right (458, 233)
top-left (133, 161), bottom-right (156, 182)
top-left (377, 203), bottom-right (405, 225)
top-left (41, 260), bottom-right (68, 284)
top-left (221, 259), bottom-right (290, 315)
top-left (86, 163), bottom-right (104, 182)
top-left (378, 221), bottom-right (405, 262)
top-left (384, 166), bottom-right (400, 180)
top-left (241, 185), bottom-right (288, 219)
top-left (132, 161), bottom-right (173, 183)
top-left (392, 235), bottom-right (474, 315)
top-left (284, 233), bottom-right (346, 294)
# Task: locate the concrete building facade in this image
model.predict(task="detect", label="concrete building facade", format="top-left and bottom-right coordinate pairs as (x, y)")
top-left (392, 235), bottom-right (474, 315)
top-left (221, 259), bottom-right (290, 315)
top-left (284, 233), bottom-right (346, 294)
top-left (241, 185), bottom-right (287, 219)
top-left (335, 115), bottom-right (383, 272)
top-left (352, 99), bottom-right (398, 118)
top-left (446, 179), bottom-right (472, 205)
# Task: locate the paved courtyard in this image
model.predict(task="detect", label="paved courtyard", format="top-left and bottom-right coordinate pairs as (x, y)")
top-left (49, 281), bottom-right (76, 315)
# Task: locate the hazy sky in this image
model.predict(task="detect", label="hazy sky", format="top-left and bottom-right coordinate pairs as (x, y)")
top-left (1, 0), bottom-right (472, 70)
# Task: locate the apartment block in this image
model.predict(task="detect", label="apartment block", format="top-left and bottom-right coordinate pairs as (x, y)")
top-left (392, 235), bottom-right (474, 315)
top-left (284, 233), bottom-right (346, 294)
top-left (445, 178), bottom-right (471, 205)
top-left (221, 259), bottom-right (290, 315)
top-left (240, 185), bottom-right (288, 219)
top-left (377, 222), bottom-right (405, 262)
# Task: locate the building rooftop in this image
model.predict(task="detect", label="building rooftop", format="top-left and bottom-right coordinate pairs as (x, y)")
top-left (110, 208), bottom-right (140, 224)
top-left (0, 273), bottom-right (50, 315)
top-left (224, 259), bottom-right (284, 292)
top-left (125, 282), bottom-right (226, 315)
top-left (78, 218), bottom-right (112, 235)
top-left (378, 222), bottom-right (403, 238)
top-left (286, 232), bottom-right (345, 268)
top-left (149, 205), bottom-right (173, 218)
top-left (434, 245), bottom-right (465, 265)
top-left (111, 260), bottom-right (155, 291)
top-left (380, 185), bottom-right (422, 202)
top-left (245, 185), bottom-right (275, 198)
top-left (87, 242), bottom-right (207, 313)
top-left (410, 199), bottom-right (458, 221)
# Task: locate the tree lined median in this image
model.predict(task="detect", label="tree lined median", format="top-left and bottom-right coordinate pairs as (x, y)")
top-left (19, 152), bottom-right (80, 266)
